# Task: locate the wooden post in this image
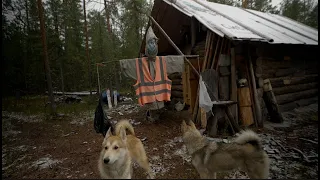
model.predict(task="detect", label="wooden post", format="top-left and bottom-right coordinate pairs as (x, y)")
top-left (148, 15), bottom-right (200, 77)
top-left (230, 48), bottom-right (238, 124)
top-left (191, 17), bottom-right (197, 48)
top-left (97, 64), bottom-right (101, 94)
top-left (37, 0), bottom-right (56, 115)
top-left (248, 49), bottom-right (263, 127)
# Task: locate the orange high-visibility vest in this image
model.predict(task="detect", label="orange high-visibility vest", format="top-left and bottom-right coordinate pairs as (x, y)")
top-left (133, 56), bottom-right (172, 105)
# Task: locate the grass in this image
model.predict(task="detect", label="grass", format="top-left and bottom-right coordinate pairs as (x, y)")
top-left (2, 95), bottom-right (98, 116)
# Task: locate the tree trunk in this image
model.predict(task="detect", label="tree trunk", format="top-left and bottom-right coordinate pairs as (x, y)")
top-left (104, 0), bottom-right (111, 33)
top-left (37, 0), bottom-right (56, 115)
top-left (83, 0), bottom-right (92, 96)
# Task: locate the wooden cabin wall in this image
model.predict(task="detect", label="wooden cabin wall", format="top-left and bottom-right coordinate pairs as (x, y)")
top-left (249, 44), bottom-right (318, 115)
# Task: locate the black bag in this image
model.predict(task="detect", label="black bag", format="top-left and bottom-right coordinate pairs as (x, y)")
top-left (94, 95), bottom-right (112, 137)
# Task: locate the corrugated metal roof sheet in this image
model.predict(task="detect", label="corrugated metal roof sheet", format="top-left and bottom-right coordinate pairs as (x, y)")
top-left (162, 0), bottom-right (318, 45)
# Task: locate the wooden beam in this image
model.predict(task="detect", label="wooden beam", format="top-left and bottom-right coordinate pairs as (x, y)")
top-left (149, 15), bottom-right (200, 77)
top-left (230, 48), bottom-right (238, 124)
top-left (248, 49), bottom-right (263, 127)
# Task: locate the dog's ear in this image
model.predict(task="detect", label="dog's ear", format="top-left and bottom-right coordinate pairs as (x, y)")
top-left (104, 127), bottom-right (112, 140)
top-left (119, 127), bottom-right (127, 142)
top-left (188, 119), bottom-right (196, 129)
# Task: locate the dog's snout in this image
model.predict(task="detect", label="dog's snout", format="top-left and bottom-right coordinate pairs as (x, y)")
top-left (103, 158), bottom-right (110, 164)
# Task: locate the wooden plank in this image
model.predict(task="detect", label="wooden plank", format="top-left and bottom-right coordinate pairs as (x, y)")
top-left (209, 37), bottom-right (221, 69)
top-left (238, 87), bottom-right (252, 107)
top-left (230, 48), bottom-right (238, 124)
top-left (191, 17), bottom-right (197, 47)
top-left (238, 106), bottom-right (254, 126)
top-left (248, 53), bottom-right (263, 128)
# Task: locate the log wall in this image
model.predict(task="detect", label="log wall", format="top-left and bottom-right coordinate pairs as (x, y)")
top-left (255, 45), bottom-right (318, 113)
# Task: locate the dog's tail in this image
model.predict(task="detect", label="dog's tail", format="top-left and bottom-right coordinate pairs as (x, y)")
top-left (115, 119), bottom-right (135, 136)
top-left (234, 130), bottom-right (263, 150)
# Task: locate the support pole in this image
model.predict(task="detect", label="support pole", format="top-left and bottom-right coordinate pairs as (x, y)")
top-left (96, 64), bottom-right (101, 94)
top-left (148, 15), bottom-right (200, 77)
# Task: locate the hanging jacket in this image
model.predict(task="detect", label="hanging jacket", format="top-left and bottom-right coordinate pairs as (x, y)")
top-left (133, 56), bottom-right (172, 105)
top-left (94, 94), bottom-right (113, 137)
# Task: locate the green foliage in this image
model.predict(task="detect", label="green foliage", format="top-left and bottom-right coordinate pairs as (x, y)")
top-left (281, 0), bottom-right (318, 29)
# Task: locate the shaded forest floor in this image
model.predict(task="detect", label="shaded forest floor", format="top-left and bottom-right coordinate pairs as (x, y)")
top-left (2, 96), bottom-right (318, 179)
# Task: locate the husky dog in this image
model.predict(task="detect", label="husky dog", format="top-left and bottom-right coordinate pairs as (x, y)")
top-left (181, 120), bottom-right (270, 179)
top-left (98, 120), bottom-right (155, 179)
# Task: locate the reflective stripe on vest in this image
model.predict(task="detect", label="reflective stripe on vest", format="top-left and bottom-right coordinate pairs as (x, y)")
top-left (133, 56), bottom-right (172, 105)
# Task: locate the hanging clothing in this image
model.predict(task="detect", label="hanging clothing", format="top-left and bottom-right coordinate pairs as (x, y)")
top-left (119, 55), bottom-right (184, 109)
top-left (134, 56), bottom-right (172, 105)
top-left (94, 93), bottom-right (113, 137)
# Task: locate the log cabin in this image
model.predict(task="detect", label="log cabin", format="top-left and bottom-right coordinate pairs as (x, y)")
top-left (139, 0), bottom-right (318, 137)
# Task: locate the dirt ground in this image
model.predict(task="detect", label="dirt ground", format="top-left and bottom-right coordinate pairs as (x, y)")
top-left (2, 99), bottom-right (318, 179)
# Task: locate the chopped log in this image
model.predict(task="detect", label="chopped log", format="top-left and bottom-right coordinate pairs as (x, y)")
top-left (171, 85), bottom-right (183, 91)
top-left (276, 88), bottom-right (318, 105)
top-left (256, 77), bottom-right (264, 88)
top-left (278, 102), bottom-right (298, 112)
top-left (270, 75), bottom-right (318, 88)
top-left (168, 72), bottom-right (182, 79)
top-left (255, 66), bottom-right (262, 78)
top-left (305, 68), bottom-right (318, 75)
top-left (273, 82), bottom-right (318, 96)
top-left (296, 97), bottom-right (318, 107)
top-left (278, 97), bottom-right (318, 112)
top-left (274, 68), bottom-right (297, 77)
top-left (263, 79), bottom-right (284, 123)
top-left (255, 57), bottom-right (262, 66)
top-left (171, 90), bottom-right (183, 98)
top-left (172, 79), bottom-right (182, 85)
top-left (257, 88), bottom-right (264, 98)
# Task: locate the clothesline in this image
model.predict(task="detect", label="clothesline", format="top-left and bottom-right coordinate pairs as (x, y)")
top-left (92, 55), bottom-right (200, 66)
